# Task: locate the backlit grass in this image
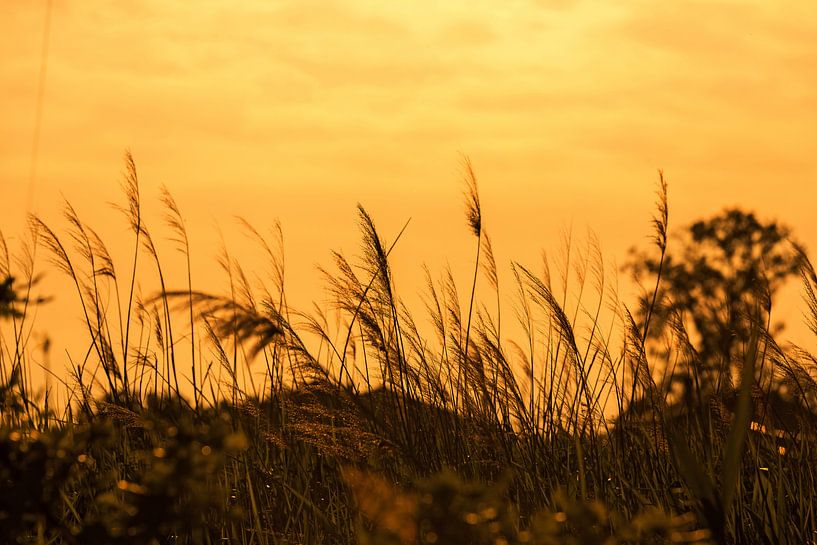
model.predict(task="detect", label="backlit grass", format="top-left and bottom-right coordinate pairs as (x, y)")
top-left (1, 154), bottom-right (816, 544)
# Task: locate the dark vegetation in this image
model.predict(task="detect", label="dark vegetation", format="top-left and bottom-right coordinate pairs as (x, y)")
top-left (1, 155), bottom-right (816, 544)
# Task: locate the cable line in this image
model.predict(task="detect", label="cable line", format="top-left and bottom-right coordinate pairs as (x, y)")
top-left (27, 0), bottom-right (54, 214)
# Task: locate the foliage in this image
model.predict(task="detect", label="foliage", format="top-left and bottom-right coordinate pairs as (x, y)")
top-left (0, 276), bottom-right (21, 318)
top-left (344, 468), bottom-right (711, 545)
top-left (0, 383), bottom-right (246, 544)
top-left (627, 208), bottom-right (803, 390)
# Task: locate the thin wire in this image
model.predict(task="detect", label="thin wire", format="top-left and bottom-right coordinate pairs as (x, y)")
top-left (27, 0), bottom-right (54, 214)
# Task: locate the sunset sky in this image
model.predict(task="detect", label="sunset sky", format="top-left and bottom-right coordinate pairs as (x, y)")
top-left (2, 1), bottom-right (816, 373)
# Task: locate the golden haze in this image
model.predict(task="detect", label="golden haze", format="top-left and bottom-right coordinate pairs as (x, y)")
top-left (1, 1), bottom-right (816, 389)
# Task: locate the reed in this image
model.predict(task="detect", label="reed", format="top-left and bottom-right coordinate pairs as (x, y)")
top-left (1, 155), bottom-right (815, 544)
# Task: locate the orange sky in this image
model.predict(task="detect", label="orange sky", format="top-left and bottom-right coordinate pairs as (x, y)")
top-left (2, 1), bottom-right (817, 389)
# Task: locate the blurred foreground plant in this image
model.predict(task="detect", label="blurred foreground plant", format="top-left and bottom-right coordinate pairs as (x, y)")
top-left (343, 468), bottom-right (712, 545)
top-left (0, 383), bottom-right (247, 544)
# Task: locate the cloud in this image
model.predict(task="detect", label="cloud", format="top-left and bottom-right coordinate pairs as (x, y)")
top-left (611, 1), bottom-right (817, 62)
top-left (532, 0), bottom-right (582, 11)
top-left (437, 21), bottom-right (497, 47)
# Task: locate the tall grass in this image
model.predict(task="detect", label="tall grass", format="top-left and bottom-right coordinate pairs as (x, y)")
top-left (1, 154), bottom-right (816, 544)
